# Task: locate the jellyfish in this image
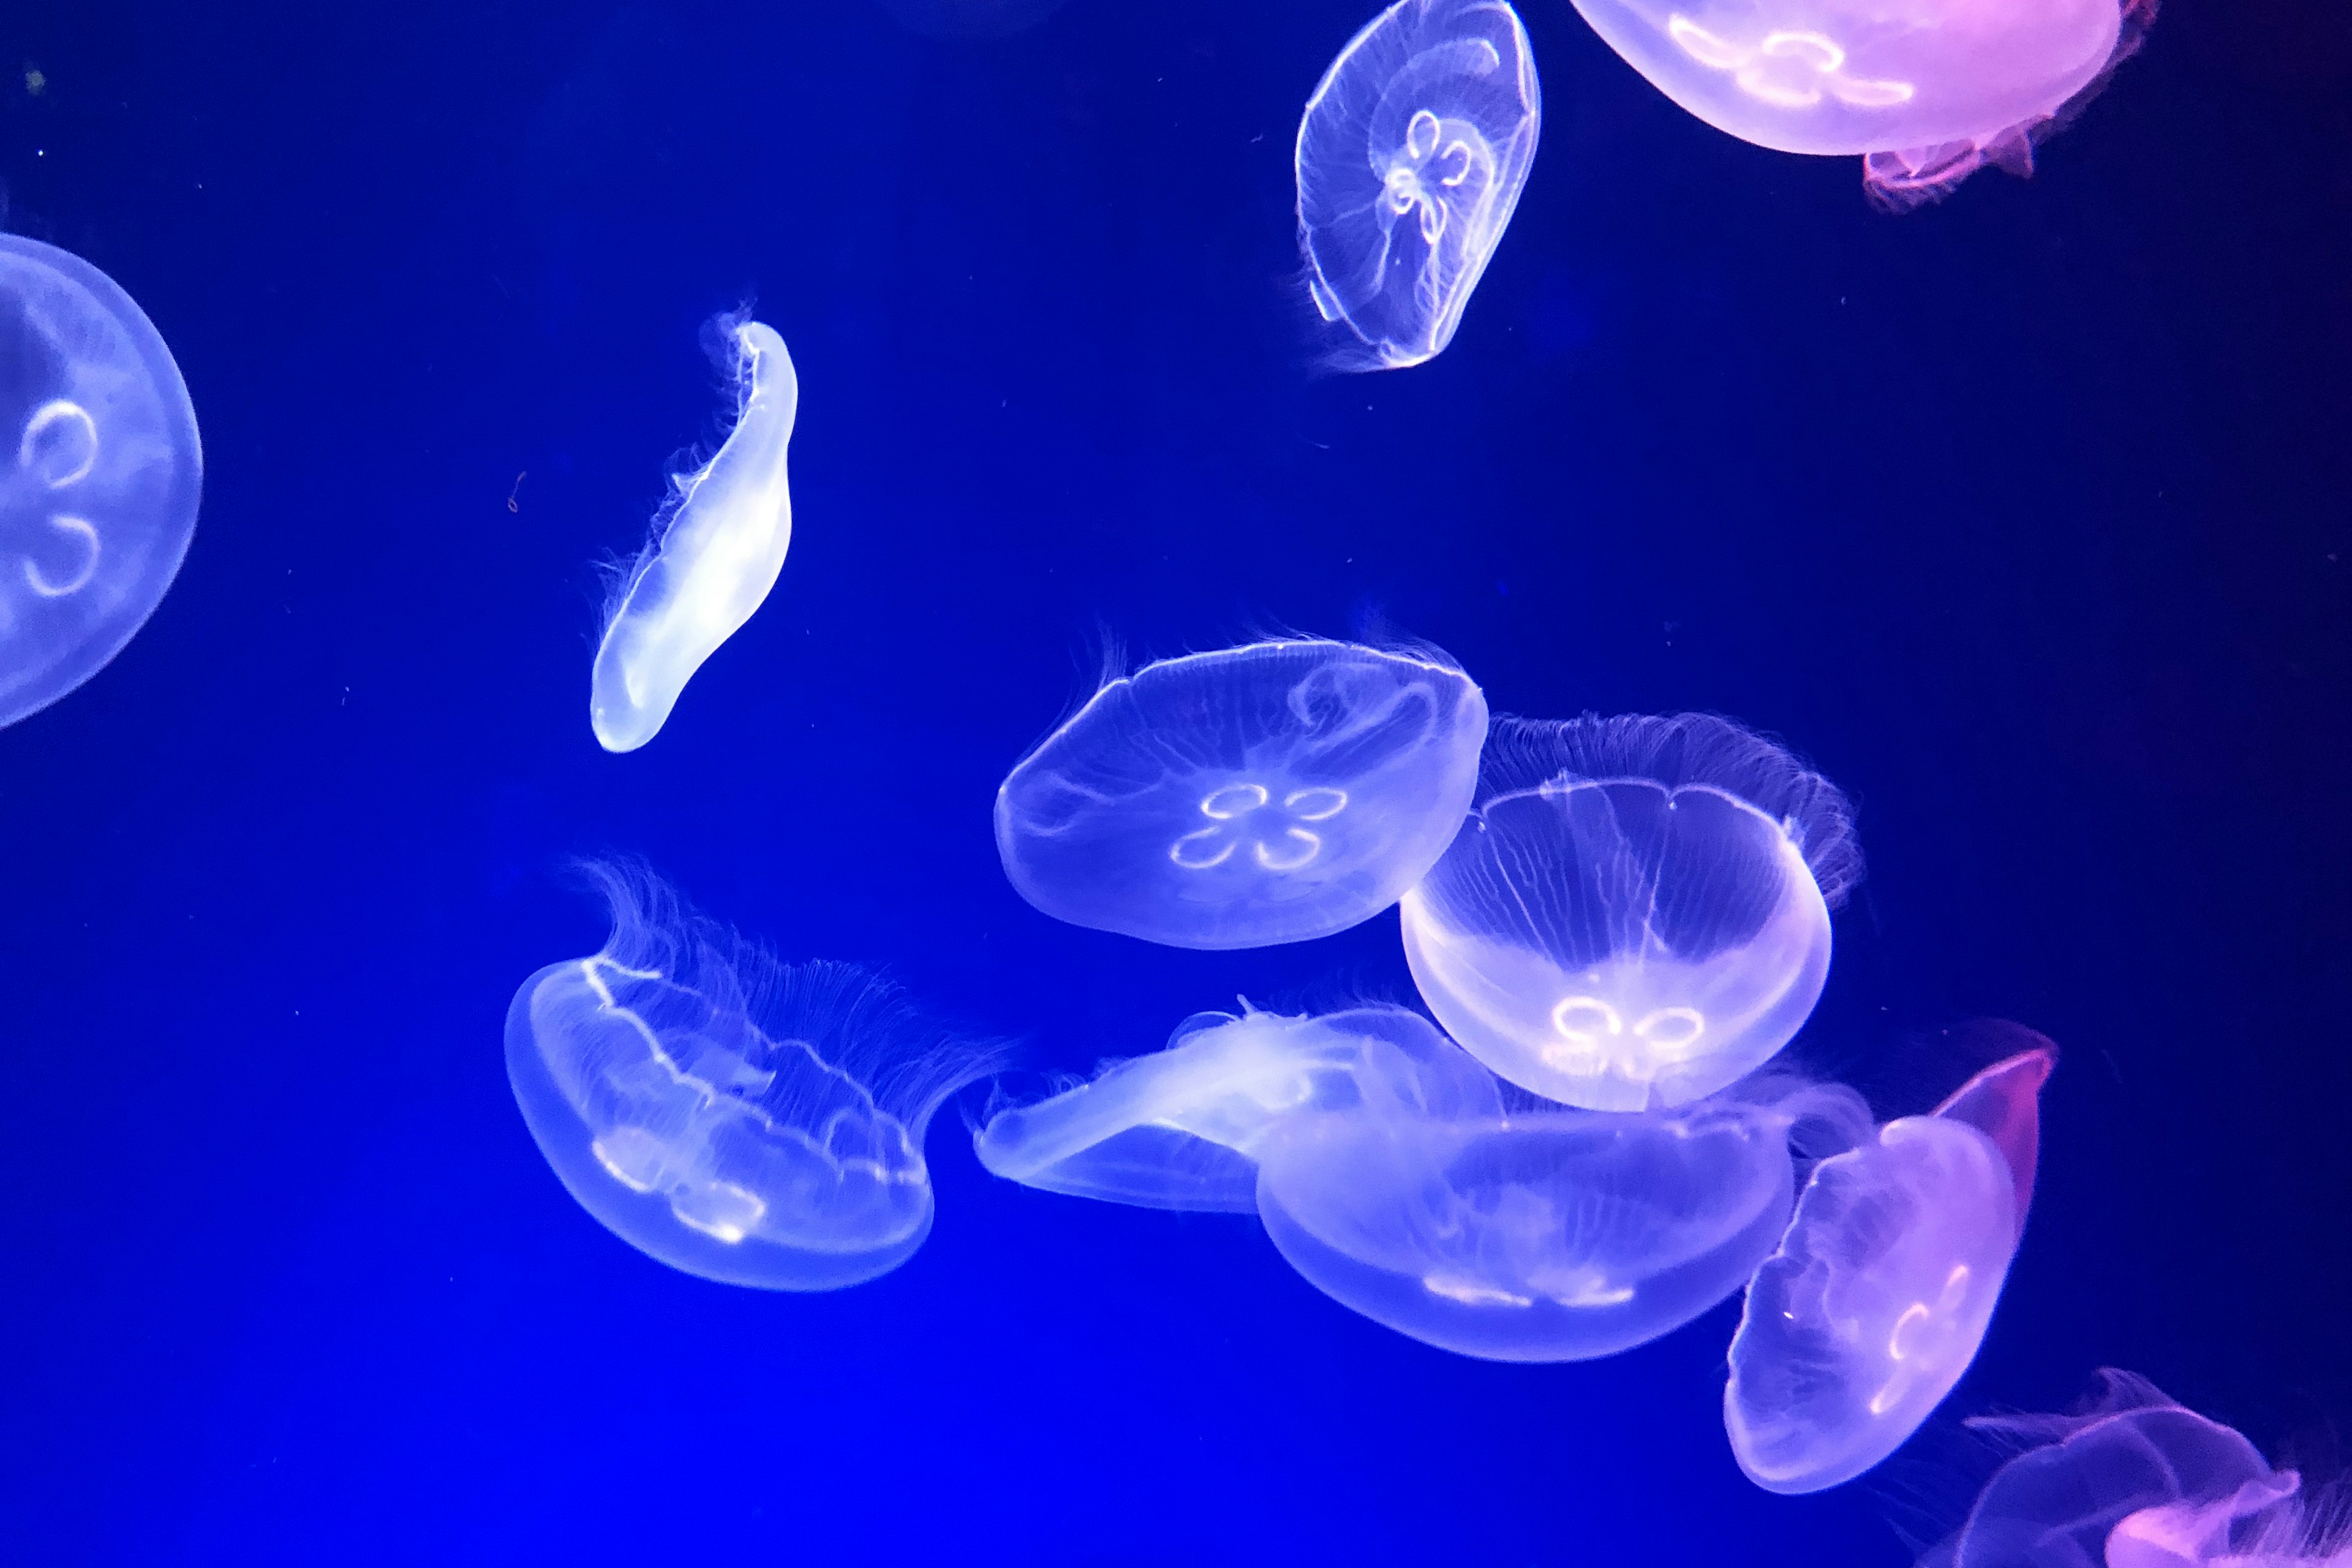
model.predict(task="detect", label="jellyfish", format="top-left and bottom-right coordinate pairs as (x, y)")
top-left (1399, 711), bottom-right (1860, 1112)
top-left (996, 639), bottom-right (1488, 951)
top-left (505, 863), bottom-right (993, 1289)
top-left (1922, 1371), bottom-right (2301, 1568)
top-left (1295, 0), bottom-right (1541, 369)
top-left (2107, 1474), bottom-right (2351, 1568)
top-left (0, 235), bottom-right (202, 731)
top-left (1724, 1033), bottom-right (2056, 1494)
top-left (589, 316), bottom-right (797, 753)
top-left (1564, 0), bottom-right (2154, 208)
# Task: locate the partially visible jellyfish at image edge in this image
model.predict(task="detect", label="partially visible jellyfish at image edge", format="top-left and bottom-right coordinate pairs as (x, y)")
top-left (1399, 710), bottom-right (1861, 1112)
top-left (1564, 0), bottom-right (2157, 207)
top-left (995, 638), bottom-right (1489, 951)
top-left (505, 862), bottom-right (997, 1289)
top-left (590, 315), bottom-right (797, 753)
top-left (1295, 0), bottom-right (1541, 369)
top-left (0, 233), bottom-right (202, 730)
top-left (1725, 1028), bottom-right (2057, 1494)
top-left (1921, 1369), bottom-right (2352, 1567)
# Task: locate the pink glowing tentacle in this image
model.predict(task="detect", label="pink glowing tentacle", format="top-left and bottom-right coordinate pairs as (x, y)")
top-left (1930, 1040), bottom-right (2056, 1237)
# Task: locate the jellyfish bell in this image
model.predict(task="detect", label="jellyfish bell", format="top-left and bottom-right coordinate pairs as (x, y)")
top-left (589, 316), bottom-right (797, 753)
top-left (1723, 1038), bottom-right (2054, 1495)
top-left (506, 864), bottom-right (993, 1291)
top-left (1400, 712), bottom-right (1858, 1113)
top-left (0, 234), bottom-right (202, 729)
top-left (1295, 0), bottom-right (1542, 369)
top-left (1564, 0), bottom-right (2152, 207)
top-left (996, 638), bottom-right (1488, 951)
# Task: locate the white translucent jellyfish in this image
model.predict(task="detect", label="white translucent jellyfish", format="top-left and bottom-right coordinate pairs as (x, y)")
top-left (1922, 1371), bottom-right (2304, 1568)
top-left (0, 234), bottom-right (202, 730)
top-left (1565, 0), bottom-right (2155, 208)
top-left (589, 317), bottom-right (797, 753)
top-left (1400, 712), bottom-right (1861, 1113)
top-left (1725, 1031), bottom-right (2056, 1493)
top-left (505, 864), bottom-right (993, 1289)
top-left (997, 639), bottom-right (1488, 951)
top-left (1295, 0), bottom-right (1541, 369)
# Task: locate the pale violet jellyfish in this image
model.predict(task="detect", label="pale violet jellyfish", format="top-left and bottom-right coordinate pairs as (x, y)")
top-left (1725, 1030), bottom-right (2056, 1493)
top-left (1923, 1371), bottom-right (2306, 1568)
top-left (0, 235), bottom-right (201, 729)
top-left (1295, 0), bottom-right (1541, 369)
top-left (1400, 712), bottom-right (1861, 1113)
top-left (589, 317), bottom-right (797, 753)
top-left (996, 639), bottom-right (1488, 950)
top-left (1566, 0), bottom-right (2154, 207)
top-left (505, 863), bottom-right (993, 1289)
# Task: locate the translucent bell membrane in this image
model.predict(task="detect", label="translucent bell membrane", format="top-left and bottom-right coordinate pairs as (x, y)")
top-left (1565, 0), bottom-right (2122, 158)
top-left (0, 235), bottom-right (202, 729)
top-left (996, 639), bottom-right (1488, 951)
top-left (1295, 0), bottom-right (1541, 369)
top-left (506, 866), bottom-right (989, 1291)
top-left (590, 318), bottom-right (797, 753)
top-left (1256, 1089), bottom-right (1808, 1362)
top-left (1401, 712), bottom-right (1854, 1112)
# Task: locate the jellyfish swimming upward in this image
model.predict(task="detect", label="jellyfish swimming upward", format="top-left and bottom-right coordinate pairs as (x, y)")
top-left (1400, 711), bottom-right (1861, 1112)
top-left (506, 864), bottom-right (992, 1290)
top-left (589, 316), bottom-right (797, 753)
top-left (1295, 0), bottom-right (1541, 369)
top-left (0, 234), bottom-right (202, 730)
top-left (995, 639), bottom-right (1488, 951)
top-left (1566, 0), bottom-right (2152, 206)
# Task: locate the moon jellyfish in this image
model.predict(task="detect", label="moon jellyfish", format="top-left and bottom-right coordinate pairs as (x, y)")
top-left (1400, 712), bottom-right (1860, 1112)
top-left (2107, 1474), bottom-right (2347, 1568)
top-left (505, 864), bottom-right (992, 1290)
top-left (0, 235), bottom-right (201, 730)
top-left (1295, 0), bottom-right (1541, 370)
top-left (1924, 1371), bottom-right (2299, 1568)
top-left (589, 317), bottom-right (797, 753)
top-left (1564, 0), bottom-right (2153, 208)
top-left (1725, 1033), bottom-right (2056, 1493)
top-left (996, 639), bottom-right (1488, 951)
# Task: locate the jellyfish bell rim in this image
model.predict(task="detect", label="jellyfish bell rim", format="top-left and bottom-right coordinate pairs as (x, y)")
top-left (0, 232), bottom-right (205, 731)
top-left (502, 960), bottom-right (932, 1292)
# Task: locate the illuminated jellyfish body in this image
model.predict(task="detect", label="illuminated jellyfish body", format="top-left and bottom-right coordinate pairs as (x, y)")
top-left (0, 235), bottom-right (202, 729)
top-left (1565, 0), bottom-right (2153, 206)
top-left (590, 317), bottom-right (797, 753)
top-left (1295, 0), bottom-right (1540, 369)
top-left (1923, 1371), bottom-right (2306, 1568)
top-left (996, 639), bottom-right (1488, 951)
top-left (505, 864), bottom-right (992, 1290)
top-left (1400, 712), bottom-right (1861, 1112)
top-left (1725, 1031), bottom-right (2056, 1493)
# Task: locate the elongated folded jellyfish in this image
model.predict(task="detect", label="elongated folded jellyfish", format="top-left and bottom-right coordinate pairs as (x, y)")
top-left (506, 863), bottom-right (993, 1290)
top-left (1400, 711), bottom-right (1860, 1112)
top-left (1565, 0), bottom-right (2154, 208)
top-left (1295, 0), bottom-right (1540, 369)
top-left (589, 317), bottom-right (797, 753)
top-left (996, 639), bottom-right (1488, 951)
top-left (1725, 1030), bottom-right (2056, 1493)
top-left (0, 234), bottom-right (202, 729)
top-left (1923, 1371), bottom-right (2310, 1568)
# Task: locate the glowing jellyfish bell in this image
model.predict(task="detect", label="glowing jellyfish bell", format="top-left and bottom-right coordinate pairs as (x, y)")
top-left (590, 315), bottom-right (797, 753)
top-left (996, 639), bottom-right (1488, 951)
top-left (1295, 0), bottom-right (1541, 369)
top-left (0, 235), bottom-right (202, 729)
top-left (506, 863), bottom-right (993, 1290)
top-left (1400, 712), bottom-right (1860, 1113)
top-left (1725, 1030), bottom-right (2056, 1494)
top-left (1565, 0), bottom-right (2153, 206)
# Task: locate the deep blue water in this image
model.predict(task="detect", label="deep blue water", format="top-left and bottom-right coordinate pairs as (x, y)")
top-left (0, 1), bottom-right (2346, 1562)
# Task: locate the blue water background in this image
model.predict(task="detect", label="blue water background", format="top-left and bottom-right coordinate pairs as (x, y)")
top-left (0, 1), bottom-right (2346, 1561)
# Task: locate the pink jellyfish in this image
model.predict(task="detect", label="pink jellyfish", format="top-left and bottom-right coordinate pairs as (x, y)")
top-left (1564, 0), bottom-right (2157, 206)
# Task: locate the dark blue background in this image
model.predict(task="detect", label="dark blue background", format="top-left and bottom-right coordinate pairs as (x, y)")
top-left (0, 0), bottom-right (2345, 1561)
